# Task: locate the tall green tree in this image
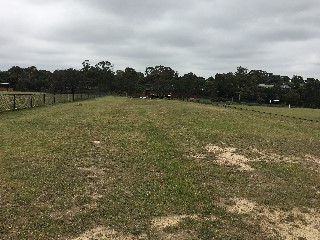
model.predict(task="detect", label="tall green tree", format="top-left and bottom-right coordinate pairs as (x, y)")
top-left (214, 72), bottom-right (237, 101)
top-left (302, 78), bottom-right (320, 107)
top-left (94, 61), bottom-right (115, 92)
top-left (248, 70), bottom-right (269, 102)
top-left (145, 65), bottom-right (178, 96)
top-left (52, 69), bottom-right (81, 93)
top-left (174, 72), bottom-right (205, 99)
top-left (80, 60), bottom-right (114, 93)
top-left (114, 67), bottom-right (144, 96)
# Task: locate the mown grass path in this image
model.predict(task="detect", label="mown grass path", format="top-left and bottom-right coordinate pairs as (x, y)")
top-left (1, 96), bottom-right (319, 239)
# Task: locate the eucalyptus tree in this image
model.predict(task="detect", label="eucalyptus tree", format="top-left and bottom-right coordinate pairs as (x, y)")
top-left (114, 67), bottom-right (144, 96)
top-left (80, 60), bottom-right (115, 93)
top-left (145, 65), bottom-right (178, 97)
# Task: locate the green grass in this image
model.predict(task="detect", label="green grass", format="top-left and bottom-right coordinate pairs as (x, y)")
top-left (0, 96), bottom-right (319, 239)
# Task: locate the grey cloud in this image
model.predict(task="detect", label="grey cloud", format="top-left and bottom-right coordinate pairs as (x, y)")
top-left (0, 0), bottom-right (320, 79)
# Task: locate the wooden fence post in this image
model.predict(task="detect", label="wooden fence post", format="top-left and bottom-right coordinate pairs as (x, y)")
top-left (13, 94), bottom-right (16, 110)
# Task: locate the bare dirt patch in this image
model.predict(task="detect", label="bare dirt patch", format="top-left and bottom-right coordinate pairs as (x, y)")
top-left (203, 144), bottom-right (255, 171)
top-left (226, 198), bottom-right (257, 214)
top-left (151, 215), bottom-right (198, 230)
top-left (190, 153), bottom-right (206, 160)
top-left (252, 149), bottom-right (320, 172)
top-left (251, 148), bottom-right (299, 164)
top-left (151, 215), bottom-right (199, 239)
top-left (225, 198), bottom-right (320, 240)
top-left (70, 226), bottom-right (133, 240)
top-left (198, 144), bottom-right (320, 171)
top-left (157, 232), bottom-right (197, 240)
top-left (305, 154), bottom-right (320, 168)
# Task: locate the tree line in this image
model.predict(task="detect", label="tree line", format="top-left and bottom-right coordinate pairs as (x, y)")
top-left (0, 61), bottom-right (320, 107)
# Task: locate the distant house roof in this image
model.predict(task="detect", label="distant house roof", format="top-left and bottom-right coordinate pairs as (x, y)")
top-left (280, 84), bottom-right (291, 89)
top-left (258, 84), bottom-right (274, 88)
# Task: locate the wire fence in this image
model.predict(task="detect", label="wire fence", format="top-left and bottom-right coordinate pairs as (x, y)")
top-left (189, 99), bottom-right (319, 123)
top-left (0, 93), bottom-right (104, 113)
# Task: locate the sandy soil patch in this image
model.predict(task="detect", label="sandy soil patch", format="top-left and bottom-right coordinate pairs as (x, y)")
top-left (204, 145), bottom-right (255, 171)
top-left (253, 149), bottom-right (320, 172)
top-left (251, 148), bottom-right (299, 164)
top-left (151, 215), bottom-right (199, 239)
top-left (305, 154), bottom-right (320, 166)
top-left (72, 216), bottom-right (200, 240)
top-left (227, 198), bottom-right (257, 214)
top-left (70, 227), bottom-right (133, 240)
top-left (225, 198), bottom-right (320, 240)
top-left (151, 215), bottom-right (198, 230)
top-left (190, 153), bottom-right (207, 159)
top-left (200, 144), bottom-right (320, 171)
top-left (158, 232), bottom-right (197, 240)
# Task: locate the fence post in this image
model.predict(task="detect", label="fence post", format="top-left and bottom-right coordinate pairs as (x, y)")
top-left (30, 95), bottom-right (33, 108)
top-left (43, 94), bottom-right (46, 105)
top-left (13, 94), bottom-right (16, 110)
top-left (53, 94), bottom-right (56, 104)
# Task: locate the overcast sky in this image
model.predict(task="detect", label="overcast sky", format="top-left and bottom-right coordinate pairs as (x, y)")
top-left (1, 0), bottom-right (319, 79)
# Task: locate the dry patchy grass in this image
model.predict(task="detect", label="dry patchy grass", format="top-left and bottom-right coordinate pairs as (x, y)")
top-left (0, 96), bottom-right (319, 239)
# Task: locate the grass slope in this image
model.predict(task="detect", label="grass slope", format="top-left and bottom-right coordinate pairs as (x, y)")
top-left (0, 96), bottom-right (319, 239)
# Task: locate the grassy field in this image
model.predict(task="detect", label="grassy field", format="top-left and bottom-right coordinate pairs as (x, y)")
top-left (0, 96), bottom-right (319, 239)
